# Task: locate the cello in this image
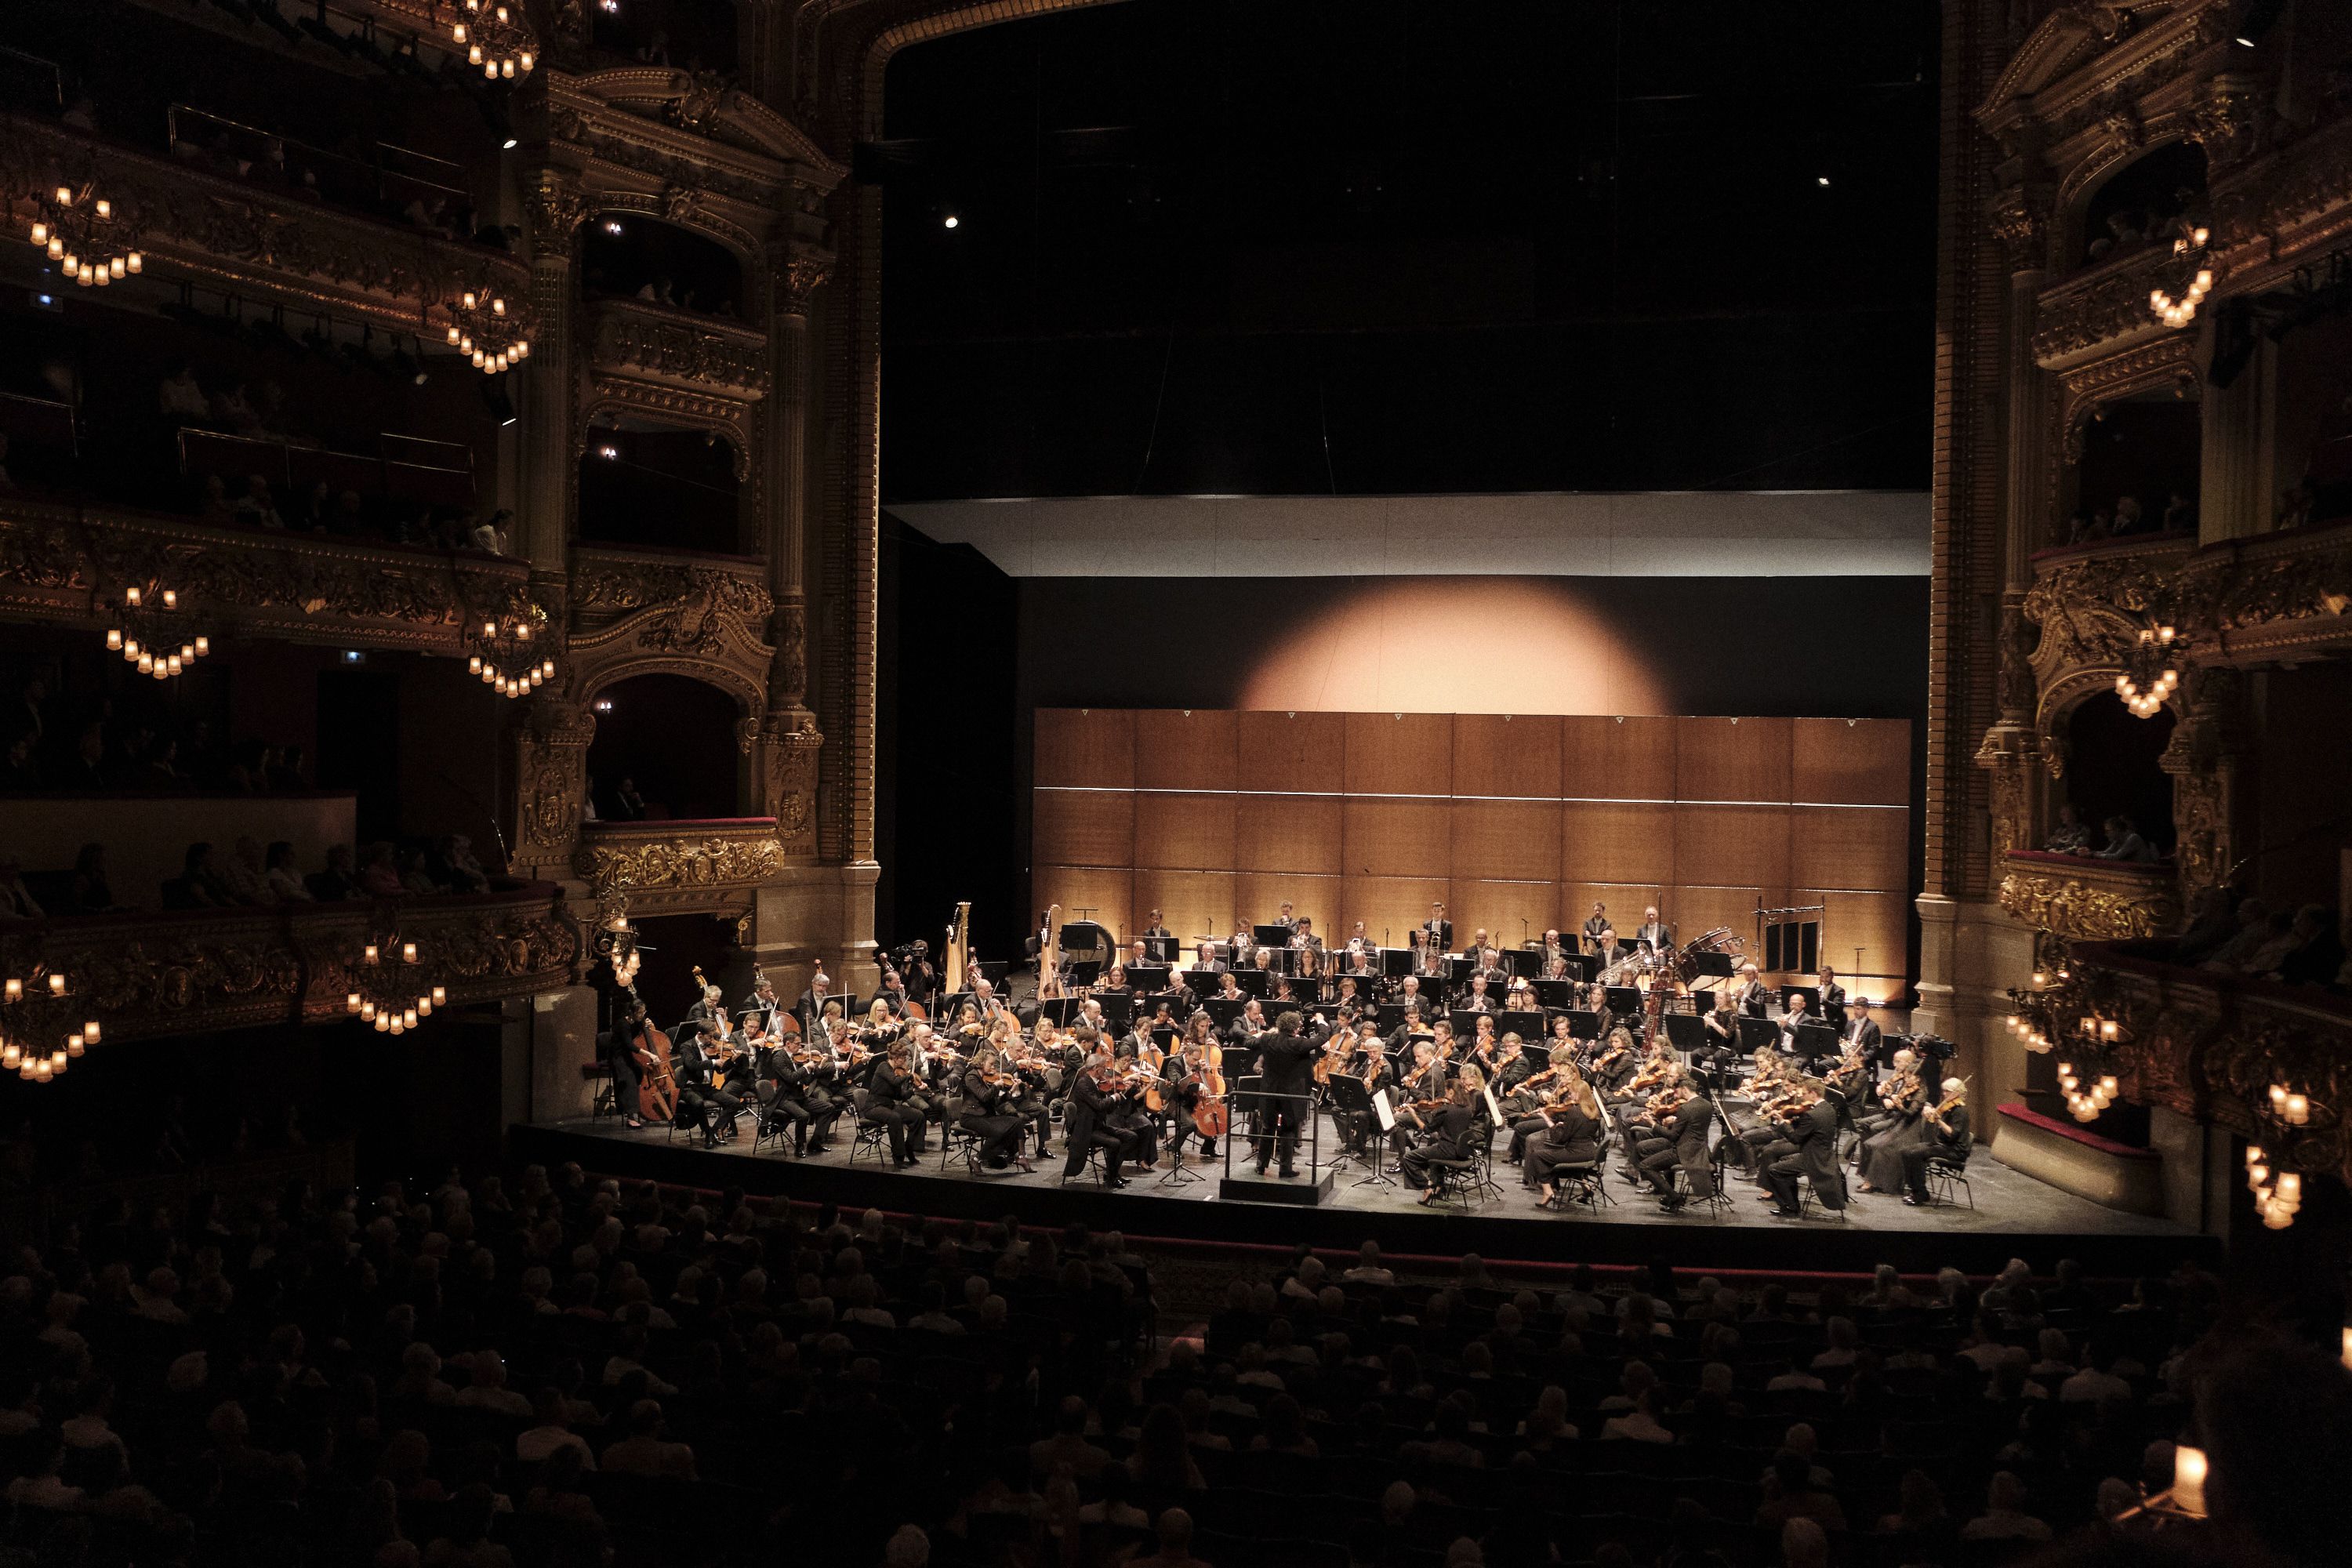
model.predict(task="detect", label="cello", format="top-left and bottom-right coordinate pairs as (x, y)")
top-left (620, 981), bottom-right (677, 1123)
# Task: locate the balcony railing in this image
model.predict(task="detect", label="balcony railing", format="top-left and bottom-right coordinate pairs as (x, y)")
top-left (1998, 851), bottom-right (2181, 942)
top-left (0, 493), bottom-right (531, 655)
top-left (0, 884), bottom-right (580, 1046)
top-left (574, 818), bottom-right (784, 919)
top-left (583, 298), bottom-right (771, 402)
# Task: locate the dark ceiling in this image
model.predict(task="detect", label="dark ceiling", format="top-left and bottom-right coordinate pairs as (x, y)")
top-left (873, 0), bottom-right (1942, 503)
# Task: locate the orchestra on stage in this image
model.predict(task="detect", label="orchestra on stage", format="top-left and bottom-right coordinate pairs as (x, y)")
top-left (600, 900), bottom-right (1969, 1219)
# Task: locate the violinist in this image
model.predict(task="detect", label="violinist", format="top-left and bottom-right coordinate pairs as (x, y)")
top-left (1524, 1065), bottom-right (1605, 1208)
top-left (1635, 1073), bottom-right (1715, 1210)
top-left (793, 970), bottom-right (833, 1036)
top-left (1503, 1044), bottom-right (1572, 1163)
top-left (1401, 1080), bottom-right (1478, 1206)
top-left (1697, 994), bottom-right (1740, 1070)
top-left (866, 1037), bottom-right (930, 1167)
top-left (989, 1016), bottom-right (1055, 1160)
top-left (1388, 1036), bottom-right (1449, 1166)
top-left (756, 1032), bottom-right (840, 1157)
top-left (1762, 1083), bottom-right (1846, 1218)
top-left (671, 1019), bottom-right (742, 1143)
top-left (1063, 1032), bottom-right (1139, 1188)
top-left (1857, 1048), bottom-right (1930, 1194)
top-left (1330, 1025), bottom-right (1390, 1156)
top-left (1898, 1078), bottom-right (1971, 1205)
top-left (1840, 996), bottom-right (1882, 1058)
top-left (1488, 1029), bottom-right (1534, 1094)
top-left (958, 1045), bottom-right (1035, 1171)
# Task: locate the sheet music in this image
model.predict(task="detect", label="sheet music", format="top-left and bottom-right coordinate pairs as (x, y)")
top-left (1481, 1084), bottom-right (1504, 1125)
top-left (1373, 1087), bottom-right (1397, 1131)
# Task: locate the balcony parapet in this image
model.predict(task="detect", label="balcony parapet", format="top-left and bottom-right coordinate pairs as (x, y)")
top-left (4, 116), bottom-right (526, 330)
top-left (0, 884), bottom-right (580, 1046)
top-left (0, 495), bottom-right (533, 655)
top-left (1997, 851), bottom-right (2180, 942)
top-left (583, 297), bottom-right (771, 402)
top-left (573, 818), bottom-right (782, 924)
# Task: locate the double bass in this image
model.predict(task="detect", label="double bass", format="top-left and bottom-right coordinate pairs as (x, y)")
top-left (620, 981), bottom-right (677, 1123)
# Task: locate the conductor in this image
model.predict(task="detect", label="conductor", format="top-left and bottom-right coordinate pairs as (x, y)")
top-left (1247, 1008), bottom-right (1330, 1178)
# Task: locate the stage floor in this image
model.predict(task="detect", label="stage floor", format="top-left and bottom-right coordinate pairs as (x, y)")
top-left (514, 1115), bottom-right (2204, 1277)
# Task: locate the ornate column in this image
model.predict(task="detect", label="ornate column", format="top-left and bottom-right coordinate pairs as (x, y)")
top-left (510, 699), bottom-right (598, 882)
top-left (757, 241), bottom-right (831, 862)
top-left (2192, 74), bottom-right (2275, 544)
top-left (1976, 178), bottom-right (2057, 872)
top-left (2162, 667), bottom-right (2254, 902)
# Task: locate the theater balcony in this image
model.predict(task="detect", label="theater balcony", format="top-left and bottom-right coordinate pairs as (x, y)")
top-left (572, 818), bottom-right (785, 924)
top-left (584, 296), bottom-right (771, 403)
top-left (2034, 938), bottom-right (2352, 1192)
top-left (0, 882), bottom-right (580, 1049)
top-left (0, 494), bottom-right (531, 656)
top-left (1997, 851), bottom-right (2181, 944)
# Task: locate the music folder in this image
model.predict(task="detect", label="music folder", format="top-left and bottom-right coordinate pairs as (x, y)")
top-left (1127, 964), bottom-right (1174, 992)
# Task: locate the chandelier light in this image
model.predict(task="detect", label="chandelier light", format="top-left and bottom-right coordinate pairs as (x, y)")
top-left (452, 0), bottom-right (537, 78)
top-left (345, 937), bottom-right (445, 1036)
top-left (445, 284), bottom-right (532, 376)
top-left (0, 967), bottom-right (101, 1084)
top-left (103, 582), bottom-right (212, 681)
top-left (2114, 623), bottom-right (2181, 717)
top-left (469, 607), bottom-right (555, 699)
top-left (2148, 226), bottom-right (2212, 329)
top-left (28, 178), bottom-right (143, 289)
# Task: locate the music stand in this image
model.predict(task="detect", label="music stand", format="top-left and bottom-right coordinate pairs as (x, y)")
top-left (1663, 1014), bottom-right (1708, 1054)
top-left (1685, 951), bottom-right (1737, 982)
top-left (1202, 996), bottom-right (1248, 1031)
top-left (1447, 1009), bottom-right (1486, 1038)
top-left (1504, 948), bottom-right (1541, 978)
top-left (1251, 924), bottom-right (1290, 949)
top-left (1566, 1008), bottom-right (1601, 1040)
top-left (1446, 956), bottom-right (1475, 987)
top-left (1780, 984), bottom-right (1822, 1015)
top-left (1560, 953), bottom-right (1597, 982)
top-left (1129, 964), bottom-right (1173, 993)
top-left (1040, 997), bottom-right (1083, 1027)
top-left (1098, 993), bottom-right (1136, 1031)
top-left (1605, 985), bottom-right (1643, 1015)
top-left (1142, 936), bottom-right (1179, 964)
top-left (1381, 946), bottom-right (1413, 979)
top-left (1231, 969), bottom-right (1271, 999)
top-left (1336, 1076), bottom-right (1397, 1189)
top-left (1065, 960), bottom-right (1103, 990)
top-left (1497, 1010), bottom-right (1546, 1043)
top-left (975, 960), bottom-right (1010, 988)
top-left (1793, 1022), bottom-right (1839, 1063)
top-left (1530, 978), bottom-right (1575, 1011)
top-left (1737, 1017), bottom-right (1784, 1056)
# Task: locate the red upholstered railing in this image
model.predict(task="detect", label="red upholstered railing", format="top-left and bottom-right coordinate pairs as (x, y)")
top-left (1996, 1102), bottom-right (2158, 1160)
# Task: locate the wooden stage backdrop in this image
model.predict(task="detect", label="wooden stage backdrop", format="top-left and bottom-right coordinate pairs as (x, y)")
top-left (1033, 710), bottom-right (1915, 999)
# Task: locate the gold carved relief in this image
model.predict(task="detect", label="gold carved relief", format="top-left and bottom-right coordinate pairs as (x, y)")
top-left (1998, 868), bottom-right (2178, 941)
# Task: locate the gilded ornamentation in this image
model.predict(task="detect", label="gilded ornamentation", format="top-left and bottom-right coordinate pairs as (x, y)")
top-left (773, 601), bottom-right (808, 706)
top-left (2187, 73), bottom-right (2267, 172)
top-left (581, 382), bottom-right (755, 481)
top-left (763, 718), bottom-right (823, 854)
top-left (1975, 723), bottom-right (2043, 866)
top-left (662, 183), bottom-right (704, 225)
top-left (586, 299), bottom-right (771, 400)
top-left (775, 251), bottom-right (833, 315)
top-left (515, 702), bottom-right (597, 857)
top-left (575, 831), bottom-right (786, 893)
top-left (572, 554), bottom-right (771, 626)
top-left (669, 71), bottom-right (733, 132)
top-left (2032, 249), bottom-right (2184, 367)
top-left (526, 172), bottom-right (591, 255)
top-left (1998, 868), bottom-right (2177, 941)
top-left (1988, 183), bottom-right (2054, 274)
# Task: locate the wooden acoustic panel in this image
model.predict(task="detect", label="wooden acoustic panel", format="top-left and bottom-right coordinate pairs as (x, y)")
top-left (1790, 805), bottom-right (1908, 891)
top-left (1673, 804), bottom-right (1792, 891)
top-left (1345, 712), bottom-right (1453, 797)
top-left (1129, 869), bottom-right (1236, 949)
top-left (1340, 875), bottom-right (1452, 949)
top-left (1236, 710), bottom-right (1345, 794)
top-left (1453, 880), bottom-right (1566, 953)
top-left (1344, 797), bottom-right (1452, 880)
top-left (1031, 788), bottom-right (1134, 869)
top-left (1134, 709), bottom-right (1240, 792)
top-left (1452, 713), bottom-right (1563, 800)
top-left (1233, 793), bottom-right (1342, 875)
top-left (1232, 873), bottom-right (1341, 938)
top-left (1559, 882), bottom-right (1665, 939)
top-left (1134, 791), bottom-right (1236, 872)
top-left (1809, 889), bottom-right (1910, 992)
top-left (1792, 717), bottom-right (1911, 806)
top-left (1667, 884), bottom-right (1776, 957)
top-left (1034, 708), bottom-right (1134, 789)
top-left (1562, 716), bottom-right (1676, 800)
top-left (1033, 866), bottom-right (1131, 939)
top-left (1561, 800), bottom-right (1675, 886)
top-left (1676, 716), bottom-right (1793, 804)
top-left (1451, 799), bottom-right (1563, 882)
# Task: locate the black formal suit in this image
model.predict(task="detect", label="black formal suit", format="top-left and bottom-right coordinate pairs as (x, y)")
top-left (758, 1048), bottom-right (840, 1155)
top-left (1249, 1022), bottom-right (1328, 1174)
top-left (793, 991), bottom-right (834, 1036)
top-left (1818, 982), bottom-right (1848, 1030)
top-left (1736, 978), bottom-right (1770, 1018)
top-left (673, 1038), bottom-right (740, 1137)
top-left (957, 1067), bottom-right (1028, 1167)
top-left (1424, 919), bottom-right (1453, 953)
top-left (1581, 915), bottom-right (1610, 945)
top-left (1637, 1094), bottom-right (1715, 1199)
top-left (1399, 1102), bottom-right (1475, 1190)
top-left (1900, 1104), bottom-right (1971, 1202)
top-left (1142, 925), bottom-right (1172, 939)
top-left (866, 1060), bottom-right (928, 1163)
top-left (1634, 922), bottom-right (1671, 953)
top-left (1062, 1068), bottom-right (1138, 1184)
top-left (1841, 1018), bottom-right (1882, 1058)
top-left (1763, 1098), bottom-right (1845, 1212)
top-left (1524, 1104), bottom-right (1602, 1189)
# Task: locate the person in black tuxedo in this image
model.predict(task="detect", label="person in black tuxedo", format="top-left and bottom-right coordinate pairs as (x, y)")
top-left (1581, 902), bottom-right (1610, 945)
top-left (1900, 1080), bottom-right (1971, 1206)
top-left (1400, 1081), bottom-right (1477, 1203)
top-left (865, 1038), bottom-right (929, 1165)
top-left (1840, 996), bottom-right (1882, 1058)
top-left (793, 972), bottom-right (834, 1036)
top-left (1424, 901), bottom-right (1454, 955)
top-left (1141, 909), bottom-right (1172, 940)
top-left (1734, 963), bottom-right (1770, 1018)
top-left (1634, 907), bottom-right (1671, 953)
top-left (1396, 976), bottom-right (1438, 1023)
top-left (757, 1040), bottom-right (840, 1156)
top-left (1763, 1094), bottom-right (1846, 1216)
top-left (957, 1048), bottom-right (1033, 1171)
top-left (1247, 1008), bottom-right (1329, 1178)
top-left (1697, 996), bottom-right (1740, 1072)
top-left (671, 1022), bottom-right (740, 1142)
top-left (1062, 1036), bottom-right (1139, 1187)
top-left (1816, 967), bottom-right (1848, 1031)
top-left (1637, 1080), bottom-right (1715, 1210)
